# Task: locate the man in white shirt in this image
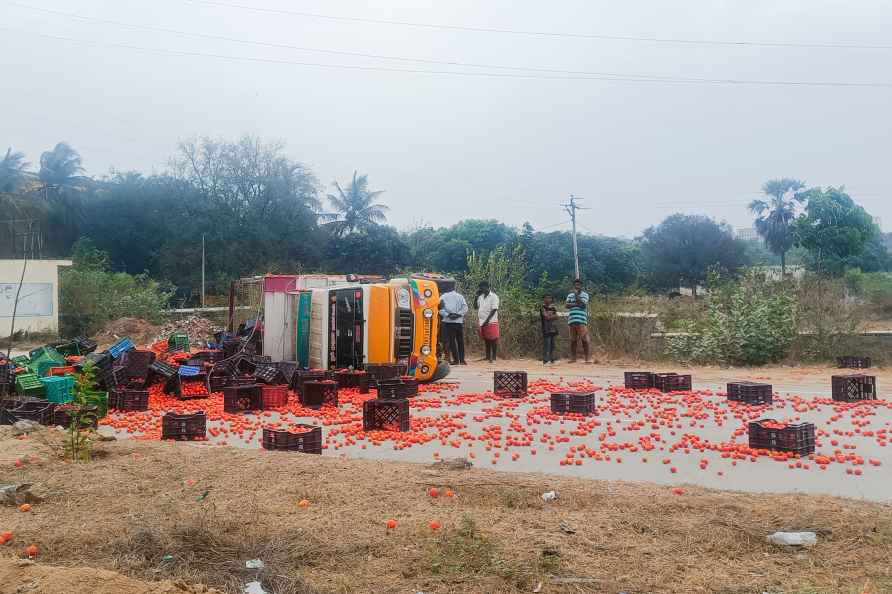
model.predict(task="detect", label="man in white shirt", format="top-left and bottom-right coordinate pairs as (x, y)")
top-left (439, 284), bottom-right (468, 365)
top-left (475, 281), bottom-right (500, 362)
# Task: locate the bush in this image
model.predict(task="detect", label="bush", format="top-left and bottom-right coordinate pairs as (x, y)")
top-left (791, 275), bottom-right (865, 361)
top-left (60, 239), bottom-right (171, 336)
top-left (665, 271), bottom-right (797, 365)
top-left (844, 269), bottom-right (892, 316)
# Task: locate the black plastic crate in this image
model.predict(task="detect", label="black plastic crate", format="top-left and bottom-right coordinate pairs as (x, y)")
top-left (6, 400), bottom-right (56, 425)
top-left (253, 364), bottom-right (285, 385)
top-left (747, 419), bottom-right (815, 456)
top-left (363, 398), bottom-right (410, 432)
top-left (831, 375), bottom-right (877, 402)
top-left (74, 336), bottom-right (98, 355)
top-left (223, 384), bottom-right (263, 413)
top-left (550, 391), bottom-right (597, 415)
top-left (207, 373), bottom-right (254, 393)
top-left (727, 382), bottom-right (773, 405)
top-left (148, 361), bottom-right (179, 386)
top-left (290, 369), bottom-right (326, 394)
top-left (377, 378), bottom-right (418, 399)
top-left (494, 371), bottom-right (528, 397)
top-left (122, 350), bottom-right (156, 383)
top-left (335, 370), bottom-right (368, 389)
top-left (837, 356), bottom-right (872, 369)
top-left (97, 365), bottom-right (129, 390)
top-left (109, 388), bottom-right (149, 412)
top-left (300, 380), bottom-right (338, 409)
top-left (161, 411), bottom-right (207, 440)
top-left (222, 338), bottom-right (244, 358)
top-left (261, 425), bottom-right (322, 453)
top-left (189, 350), bottom-right (225, 364)
top-left (364, 363), bottom-right (405, 385)
top-left (167, 374), bottom-right (210, 400)
top-left (653, 373), bottom-right (692, 393)
top-left (624, 371), bottom-right (655, 390)
top-left (80, 352), bottom-right (113, 372)
top-left (276, 361), bottom-right (300, 385)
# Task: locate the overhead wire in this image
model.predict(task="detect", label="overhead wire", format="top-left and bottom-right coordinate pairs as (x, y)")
top-left (3, 25), bottom-right (891, 88)
top-left (182, 0), bottom-right (892, 51)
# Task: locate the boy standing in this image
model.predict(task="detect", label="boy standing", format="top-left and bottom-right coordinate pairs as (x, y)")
top-left (540, 294), bottom-right (558, 364)
top-left (565, 278), bottom-right (591, 363)
top-left (476, 281), bottom-right (500, 362)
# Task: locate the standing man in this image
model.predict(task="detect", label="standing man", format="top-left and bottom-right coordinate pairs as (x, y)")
top-left (439, 282), bottom-right (468, 365)
top-left (565, 278), bottom-right (591, 363)
top-left (540, 294), bottom-right (559, 364)
top-left (476, 281), bottom-right (500, 362)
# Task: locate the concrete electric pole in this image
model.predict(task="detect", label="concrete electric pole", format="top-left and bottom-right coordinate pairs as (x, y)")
top-left (562, 194), bottom-right (588, 279)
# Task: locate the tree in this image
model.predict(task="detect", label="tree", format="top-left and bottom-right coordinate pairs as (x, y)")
top-left (321, 171), bottom-right (388, 235)
top-left (0, 147), bottom-right (29, 193)
top-left (640, 214), bottom-right (749, 296)
top-left (38, 142), bottom-right (84, 195)
top-left (793, 187), bottom-right (879, 275)
top-left (749, 178), bottom-right (805, 275)
top-left (323, 224), bottom-right (409, 274)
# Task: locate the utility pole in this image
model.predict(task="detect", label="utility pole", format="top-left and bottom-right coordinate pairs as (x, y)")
top-left (562, 194), bottom-right (588, 279)
top-left (201, 233), bottom-right (206, 309)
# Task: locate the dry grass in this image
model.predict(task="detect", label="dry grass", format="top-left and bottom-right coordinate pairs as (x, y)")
top-left (2, 432), bottom-right (891, 594)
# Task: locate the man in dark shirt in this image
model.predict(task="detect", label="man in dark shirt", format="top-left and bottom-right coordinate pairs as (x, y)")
top-left (540, 294), bottom-right (558, 364)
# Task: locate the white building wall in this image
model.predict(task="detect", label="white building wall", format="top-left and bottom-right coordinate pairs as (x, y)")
top-left (0, 259), bottom-right (72, 336)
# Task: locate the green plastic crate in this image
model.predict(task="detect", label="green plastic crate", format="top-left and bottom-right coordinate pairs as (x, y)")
top-left (33, 359), bottom-right (66, 377)
top-left (83, 390), bottom-right (109, 418)
top-left (11, 355), bottom-right (30, 367)
top-left (29, 346), bottom-right (64, 362)
top-left (40, 375), bottom-right (75, 404)
top-left (15, 373), bottom-right (45, 397)
top-left (168, 332), bottom-right (190, 351)
top-left (53, 341), bottom-right (81, 357)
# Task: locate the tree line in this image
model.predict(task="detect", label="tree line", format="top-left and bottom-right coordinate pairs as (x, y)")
top-left (1, 136), bottom-right (889, 304)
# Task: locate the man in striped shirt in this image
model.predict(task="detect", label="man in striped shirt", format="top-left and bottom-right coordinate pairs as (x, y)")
top-left (566, 278), bottom-right (591, 363)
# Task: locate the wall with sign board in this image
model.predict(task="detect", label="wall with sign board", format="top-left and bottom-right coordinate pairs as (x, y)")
top-left (0, 259), bottom-right (72, 336)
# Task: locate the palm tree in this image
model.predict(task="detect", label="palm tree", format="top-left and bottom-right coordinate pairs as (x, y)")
top-left (0, 147), bottom-right (29, 194)
top-left (38, 142), bottom-right (84, 197)
top-left (320, 171), bottom-right (389, 235)
top-left (749, 178), bottom-right (806, 276)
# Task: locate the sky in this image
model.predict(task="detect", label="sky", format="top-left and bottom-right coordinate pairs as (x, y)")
top-left (2, 0), bottom-right (891, 237)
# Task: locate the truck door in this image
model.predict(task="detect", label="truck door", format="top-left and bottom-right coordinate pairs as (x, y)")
top-left (330, 288), bottom-right (364, 369)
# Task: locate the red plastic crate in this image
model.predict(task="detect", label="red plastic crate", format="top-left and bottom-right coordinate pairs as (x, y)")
top-left (261, 385), bottom-right (289, 408)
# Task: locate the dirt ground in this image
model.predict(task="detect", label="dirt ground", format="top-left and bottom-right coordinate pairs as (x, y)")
top-left (1, 423), bottom-right (890, 594)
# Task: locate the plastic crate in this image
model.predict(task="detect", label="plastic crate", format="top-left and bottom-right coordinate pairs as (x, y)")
top-left (7, 400), bottom-right (56, 425)
top-left (253, 364), bottom-right (285, 385)
top-left (262, 425), bottom-right (322, 453)
top-left (494, 371), bottom-right (528, 397)
top-left (223, 384), bottom-right (263, 413)
top-left (47, 366), bottom-right (76, 377)
top-left (376, 378), bottom-right (418, 399)
top-left (148, 361), bottom-right (179, 385)
top-left (122, 350), bottom-right (156, 382)
top-left (81, 352), bottom-right (113, 372)
top-left (276, 361), bottom-right (300, 385)
top-left (837, 356), bottom-right (872, 369)
top-left (15, 373), bottom-right (45, 397)
top-left (300, 380), bottom-right (338, 409)
top-left (747, 419), bottom-right (815, 456)
top-left (727, 382), bottom-right (773, 405)
top-left (40, 375), bottom-right (75, 404)
top-left (97, 365), bottom-right (128, 390)
top-left (831, 375), bottom-right (877, 402)
top-left (189, 350), bottom-right (224, 364)
top-left (364, 363), bottom-right (405, 385)
top-left (11, 355), bottom-right (30, 367)
top-left (51, 340), bottom-right (81, 357)
top-left (363, 398), bottom-right (410, 432)
top-left (161, 411), bottom-right (207, 440)
top-left (28, 346), bottom-right (64, 363)
top-left (178, 365), bottom-right (202, 377)
top-left (83, 390), bottom-right (109, 418)
top-left (335, 370), bottom-right (368, 389)
top-left (290, 369), bottom-right (327, 394)
top-left (168, 332), bottom-right (190, 352)
top-left (624, 371), bottom-right (655, 390)
top-left (261, 385), bottom-right (289, 408)
top-left (108, 337), bottom-right (136, 359)
top-left (109, 388), bottom-right (148, 412)
top-left (168, 375), bottom-right (210, 400)
top-left (207, 372), bottom-right (254, 393)
top-left (74, 336), bottom-right (98, 355)
top-left (653, 373), bottom-right (692, 393)
top-left (550, 391), bottom-right (597, 415)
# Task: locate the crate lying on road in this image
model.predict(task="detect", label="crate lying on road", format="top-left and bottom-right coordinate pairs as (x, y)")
top-left (260, 385), bottom-right (289, 408)
top-left (494, 371), bottom-right (528, 397)
top-left (161, 411), bottom-right (207, 440)
top-left (300, 380), bottom-right (338, 409)
top-left (363, 398), bottom-right (410, 432)
top-left (653, 373), bottom-right (692, 393)
top-left (223, 384), bottom-right (263, 413)
top-left (109, 388), bottom-right (149, 412)
top-left (262, 425), bottom-right (322, 453)
top-left (748, 419), bottom-right (815, 456)
top-left (377, 377), bottom-right (418, 399)
top-left (837, 356), bottom-right (871, 369)
top-left (624, 371), bottom-right (654, 390)
top-left (831, 375), bottom-right (877, 402)
top-left (550, 391), bottom-right (597, 415)
top-left (727, 382), bottom-right (773, 405)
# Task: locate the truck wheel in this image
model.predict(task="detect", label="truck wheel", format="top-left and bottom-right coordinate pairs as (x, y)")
top-left (429, 361), bottom-right (451, 382)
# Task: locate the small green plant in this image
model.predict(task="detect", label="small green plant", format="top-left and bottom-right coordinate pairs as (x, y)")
top-left (62, 362), bottom-right (100, 462)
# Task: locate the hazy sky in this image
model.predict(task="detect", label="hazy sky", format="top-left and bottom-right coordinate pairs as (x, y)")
top-left (2, 0), bottom-right (891, 236)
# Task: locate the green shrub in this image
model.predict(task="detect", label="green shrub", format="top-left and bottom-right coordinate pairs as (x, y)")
top-left (60, 239), bottom-right (171, 336)
top-left (666, 271), bottom-right (797, 365)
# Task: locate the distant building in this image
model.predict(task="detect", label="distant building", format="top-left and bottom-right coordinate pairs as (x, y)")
top-left (736, 227), bottom-right (760, 242)
top-left (0, 259), bottom-right (72, 336)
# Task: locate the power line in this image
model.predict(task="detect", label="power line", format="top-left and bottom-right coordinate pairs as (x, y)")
top-left (183, 0), bottom-right (892, 51)
top-left (4, 26), bottom-right (892, 88)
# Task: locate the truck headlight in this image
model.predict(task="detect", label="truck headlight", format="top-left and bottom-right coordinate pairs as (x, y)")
top-left (421, 346), bottom-right (431, 355)
top-left (423, 308), bottom-right (433, 319)
top-left (423, 288), bottom-right (432, 298)
top-left (421, 365), bottom-right (430, 374)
